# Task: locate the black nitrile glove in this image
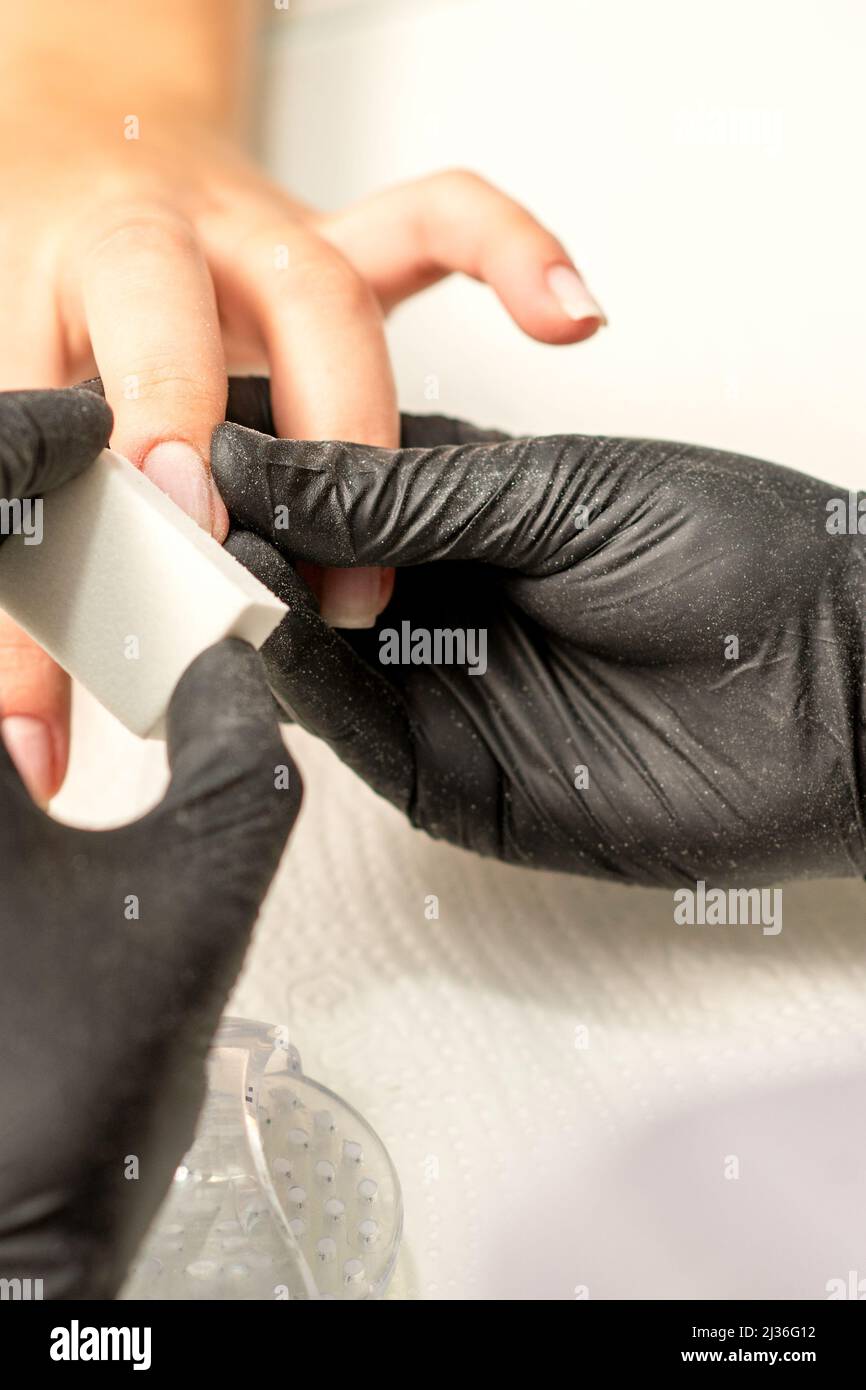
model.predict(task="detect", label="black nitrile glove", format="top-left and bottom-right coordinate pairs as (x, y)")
top-left (0, 390), bottom-right (300, 1298)
top-left (210, 386), bottom-right (866, 887)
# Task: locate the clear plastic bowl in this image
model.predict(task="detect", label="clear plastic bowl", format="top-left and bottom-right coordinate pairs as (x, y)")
top-left (122, 1017), bottom-right (402, 1300)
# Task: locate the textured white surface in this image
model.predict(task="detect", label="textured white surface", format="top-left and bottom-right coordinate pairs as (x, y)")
top-left (262, 0), bottom-right (866, 484)
top-left (0, 449), bottom-right (286, 737)
top-left (52, 694), bottom-right (866, 1301)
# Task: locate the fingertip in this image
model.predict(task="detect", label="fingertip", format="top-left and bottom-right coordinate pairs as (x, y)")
top-left (526, 313), bottom-right (606, 347)
top-left (167, 638), bottom-right (274, 752)
top-left (35, 384), bottom-right (114, 443)
top-left (210, 421), bottom-right (270, 526)
top-left (168, 639), bottom-right (297, 791)
top-left (545, 265), bottom-right (607, 326)
top-left (163, 638), bottom-right (301, 877)
top-left (490, 249), bottom-right (607, 345)
top-left (209, 419), bottom-right (247, 490)
top-left (506, 264), bottom-right (607, 345)
top-left (319, 567), bottom-right (384, 629)
top-left (0, 626), bottom-right (70, 804)
top-left (0, 715), bottom-right (59, 806)
top-left (225, 528), bottom-right (315, 612)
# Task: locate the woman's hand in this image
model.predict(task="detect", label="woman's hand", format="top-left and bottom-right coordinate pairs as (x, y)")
top-left (0, 53), bottom-right (604, 801)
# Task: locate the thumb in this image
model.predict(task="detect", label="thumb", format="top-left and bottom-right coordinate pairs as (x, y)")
top-left (211, 421), bottom-right (595, 574)
top-left (159, 638), bottom-right (301, 886)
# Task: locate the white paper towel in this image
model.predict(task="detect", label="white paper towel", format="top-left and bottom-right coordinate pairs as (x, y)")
top-left (52, 685), bottom-right (866, 1300)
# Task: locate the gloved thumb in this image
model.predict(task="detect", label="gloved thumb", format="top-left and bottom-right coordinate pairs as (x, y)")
top-left (156, 638), bottom-right (301, 904)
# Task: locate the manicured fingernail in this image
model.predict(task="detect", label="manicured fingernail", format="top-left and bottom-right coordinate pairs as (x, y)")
top-left (546, 265), bottom-right (607, 325)
top-left (142, 441), bottom-right (217, 534)
top-left (2, 715), bottom-right (54, 804)
top-left (319, 567), bottom-right (383, 629)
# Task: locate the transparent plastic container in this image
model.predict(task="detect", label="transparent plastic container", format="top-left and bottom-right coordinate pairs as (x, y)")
top-left (123, 1018), bottom-right (402, 1300)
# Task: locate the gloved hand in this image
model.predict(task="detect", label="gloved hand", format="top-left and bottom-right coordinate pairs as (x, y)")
top-left (210, 385), bottom-right (866, 886)
top-left (0, 389), bottom-right (300, 1298)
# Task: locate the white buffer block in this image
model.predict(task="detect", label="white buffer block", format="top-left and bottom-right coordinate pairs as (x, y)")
top-left (0, 449), bottom-right (287, 738)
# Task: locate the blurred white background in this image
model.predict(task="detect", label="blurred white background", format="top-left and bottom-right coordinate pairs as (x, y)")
top-left (261, 0), bottom-right (866, 483)
top-left (60, 0), bottom-right (866, 1301)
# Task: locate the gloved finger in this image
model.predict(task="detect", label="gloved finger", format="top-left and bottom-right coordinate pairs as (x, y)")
top-left (0, 387), bottom-right (112, 507)
top-left (153, 639), bottom-right (301, 910)
top-left (211, 422), bottom-right (594, 573)
top-left (226, 530), bottom-right (414, 811)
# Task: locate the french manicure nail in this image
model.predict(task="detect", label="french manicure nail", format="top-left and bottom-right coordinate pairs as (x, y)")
top-left (142, 441), bottom-right (214, 533)
top-left (319, 567), bottom-right (383, 629)
top-left (546, 265), bottom-right (607, 325)
top-left (2, 715), bottom-right (54, 804)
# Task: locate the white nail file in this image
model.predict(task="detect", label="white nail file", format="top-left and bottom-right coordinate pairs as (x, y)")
top-left (0, 449), bottom-right (286, 738)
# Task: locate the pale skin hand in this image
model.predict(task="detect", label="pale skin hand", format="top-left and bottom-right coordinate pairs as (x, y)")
top-left (0, 0), bottom-right (606, 803)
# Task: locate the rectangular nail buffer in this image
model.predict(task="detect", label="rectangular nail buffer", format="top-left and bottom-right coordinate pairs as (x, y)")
top-left (0, 449), bottom-right (287, 738)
